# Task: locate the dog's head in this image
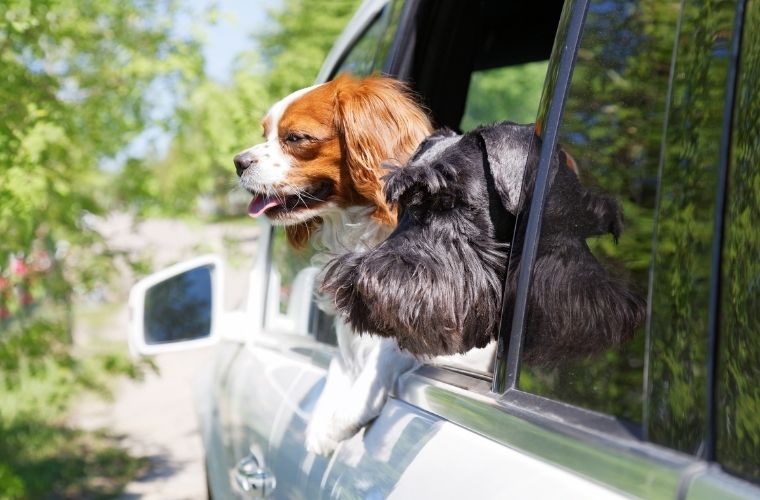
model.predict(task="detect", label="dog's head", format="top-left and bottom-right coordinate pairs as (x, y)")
top-left (234, 74), bottom-right (432, 247)
top-left (322, 121), bottom-right (645, 363)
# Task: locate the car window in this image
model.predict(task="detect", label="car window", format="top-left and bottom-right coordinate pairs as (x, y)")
top-left (333, 3), bottom-right (396, 77)
top-left (715, 0), bottom-right (760, 481)
top-left (460, 61), bottom-right (548, 132)
top-left (645, 0), bottom-right (739, 453)
top-left (272, 232), bottom-right (314, 315)
top-left (516, 0), bottom-right (681, 423)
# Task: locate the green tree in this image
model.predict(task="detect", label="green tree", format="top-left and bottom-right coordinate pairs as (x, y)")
top-left (1, 0), bottom-right (203, 367)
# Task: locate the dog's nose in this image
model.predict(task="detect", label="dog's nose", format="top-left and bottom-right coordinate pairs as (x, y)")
top-left (234, 153), bottom-right (254, 176)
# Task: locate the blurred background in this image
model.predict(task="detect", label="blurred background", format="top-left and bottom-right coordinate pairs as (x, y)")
top-left (0, 0), bottom-right (368, 497)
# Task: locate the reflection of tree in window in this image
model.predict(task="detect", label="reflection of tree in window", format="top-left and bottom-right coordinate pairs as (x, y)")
top-left (335, 5), bottom-right (393, 77)
top-left (716, 0), bottom-right (760, 481)
top-left (646, 0), bottom-right (739, 453)
top-left (518, 0), bottom-right (682, 423)
top-left (144, 267), bottom-right (212, 344)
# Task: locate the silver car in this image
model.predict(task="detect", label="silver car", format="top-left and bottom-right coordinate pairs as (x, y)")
top-left (130, 0), bottom-right (760, 497)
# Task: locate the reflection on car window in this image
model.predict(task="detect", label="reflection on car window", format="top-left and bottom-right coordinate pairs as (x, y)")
top-left (267, 228), bottom-right (336, 345)
top-left (517, 0), bottom-right (681, 422)
top-left (716, 0), bottom-right (760, 481)
top-left (334, 4), bottom-right (393, 77)
top-left (646, 0), bottom-right (738, 453)
top-left (269, 228), bottom-right (314, 316)
top-left (460, 61), bottom-right (548, 132)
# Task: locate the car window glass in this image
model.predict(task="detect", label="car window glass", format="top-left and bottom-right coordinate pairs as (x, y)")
top-left (716, 0), bottom-right (760, 481)
top-left (645, 0), bottom-right (738, 453)
top-left (516, 0), bottom-right (681, 423)
top-left (460, 61), bottom-right (548, 132)
top-left (334, 4), bottom-right (393, 77)
top-left (267, 228), bottom-right (314, 314)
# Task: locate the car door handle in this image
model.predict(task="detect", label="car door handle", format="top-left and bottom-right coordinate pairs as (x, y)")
top-left (230, 451), bottom-right (276, 498)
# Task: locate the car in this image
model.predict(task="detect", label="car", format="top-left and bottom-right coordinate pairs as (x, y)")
top-left (129, 0), bottom-right (760, 497)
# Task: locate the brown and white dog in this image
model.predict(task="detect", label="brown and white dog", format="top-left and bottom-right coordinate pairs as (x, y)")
top-left (234, 74), bottom-right (432, 455)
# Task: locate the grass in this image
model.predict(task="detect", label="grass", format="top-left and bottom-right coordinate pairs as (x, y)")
top-left (0, 421), bottom-right (149, 499)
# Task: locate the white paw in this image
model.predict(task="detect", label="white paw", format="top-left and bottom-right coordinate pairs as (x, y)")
top-left (305, 421), bottom-right (340, 456)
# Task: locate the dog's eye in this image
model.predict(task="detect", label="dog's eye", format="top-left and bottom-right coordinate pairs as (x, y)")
top-left (284, 133), bottom-right (308, 144)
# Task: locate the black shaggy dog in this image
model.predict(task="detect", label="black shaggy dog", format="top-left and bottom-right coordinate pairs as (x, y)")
top-left (321, 122), bottom-right (645, 364)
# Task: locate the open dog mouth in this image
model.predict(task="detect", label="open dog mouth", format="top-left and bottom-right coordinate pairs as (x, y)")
top-left (246, 180), bottom-right (334, 218)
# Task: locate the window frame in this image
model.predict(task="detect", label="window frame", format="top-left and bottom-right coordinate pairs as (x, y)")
top-left (392, 0), bottom-right (740, 494)
top-left (704, 0), bottom-right (748, 465)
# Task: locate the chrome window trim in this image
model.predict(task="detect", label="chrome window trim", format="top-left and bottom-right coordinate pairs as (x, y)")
top-left (398, 366), bottom-right (696, 498)
top-left (686, 465), bottom-right (760, 500)
top-left (493, 0), bottom-right (591, 393)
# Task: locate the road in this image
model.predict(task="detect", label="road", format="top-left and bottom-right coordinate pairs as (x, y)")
top-left (70, 213), bottom-right (260, 500)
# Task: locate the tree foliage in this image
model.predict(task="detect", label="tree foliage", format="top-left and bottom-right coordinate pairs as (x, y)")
top-left (1, 0), bottom-right (203, 371)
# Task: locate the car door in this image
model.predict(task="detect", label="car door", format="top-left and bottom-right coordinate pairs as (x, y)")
top-left (250, 0), bottom-right (664, 497)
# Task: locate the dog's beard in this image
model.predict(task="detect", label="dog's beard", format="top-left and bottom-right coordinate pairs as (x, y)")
top-left (322, 215), bottom-right (507, 357)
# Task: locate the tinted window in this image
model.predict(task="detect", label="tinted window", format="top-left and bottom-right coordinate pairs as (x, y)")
top-left (715, 0), bottom-right (760, 480)
top-left (517, 0), bottom-right (680, 422)
top-left (334, 3), bottom-right (396, 77)
top-left (646, 0), bottom-right (738, 453)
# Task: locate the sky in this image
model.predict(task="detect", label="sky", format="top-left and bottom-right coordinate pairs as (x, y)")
top-left (187, 0), bottom-right (282, 82)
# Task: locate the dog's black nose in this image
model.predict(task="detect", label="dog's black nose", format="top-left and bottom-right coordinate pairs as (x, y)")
top-left (234, 153), bottom-right (254, 176)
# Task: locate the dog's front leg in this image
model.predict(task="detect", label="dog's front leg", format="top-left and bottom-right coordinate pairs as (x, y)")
top-left (305, 337), bottom-right (417, 456)
top-left (305, 357), bottom-right (352, 456)
top-left (331, 338), bottom-right (418, 443)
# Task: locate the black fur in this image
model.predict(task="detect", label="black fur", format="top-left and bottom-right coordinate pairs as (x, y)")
top-left (322, 122), bottom-right (645, 364)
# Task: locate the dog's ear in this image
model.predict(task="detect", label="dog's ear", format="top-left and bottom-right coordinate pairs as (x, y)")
top-left (383, 128), bottom-right (462, 206)
top-left (334, 74), bottom-right (432, 225)
top-left (476, 122), bottom-right (537, 214)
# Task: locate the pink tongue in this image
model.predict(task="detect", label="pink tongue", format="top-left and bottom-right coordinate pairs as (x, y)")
top-left (248, 195), bottom-right (281, 217)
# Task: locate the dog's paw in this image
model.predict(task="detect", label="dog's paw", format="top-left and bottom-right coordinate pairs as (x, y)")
top-left (305, 423), bottom-right (341, 456)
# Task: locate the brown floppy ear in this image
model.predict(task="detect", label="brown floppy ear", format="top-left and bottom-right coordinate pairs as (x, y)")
top-left (333, 74), bottom-right (432, 225)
